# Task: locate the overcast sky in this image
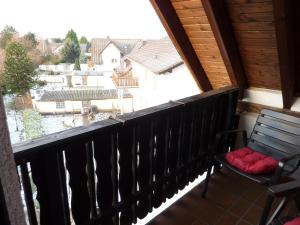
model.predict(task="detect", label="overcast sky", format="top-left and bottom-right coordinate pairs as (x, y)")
top-left (0, 0), bottom-right (167, 40)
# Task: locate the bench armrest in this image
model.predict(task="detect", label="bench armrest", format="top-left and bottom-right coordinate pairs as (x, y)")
top-left (279, 153), bottom-right (300, 164)
top-left (212, 129), bottom-right (247, 154)
top-left (268, 180), bottom-right (300, 197)
top-left (272, 154), bottom-right (300, 183)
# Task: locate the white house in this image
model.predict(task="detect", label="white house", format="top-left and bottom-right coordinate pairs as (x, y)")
top-left (32, 89), bottom-right (133, 115)
top-left (90, 38), bottom-right (141, 71)
top-left (122, 37), bottom-right (201, 111)
top-left (101, 42), bottom-right (122, 71)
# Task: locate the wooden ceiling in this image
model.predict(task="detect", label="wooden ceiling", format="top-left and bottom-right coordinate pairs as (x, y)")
top-left (151, 0), bottom-right (298, 109)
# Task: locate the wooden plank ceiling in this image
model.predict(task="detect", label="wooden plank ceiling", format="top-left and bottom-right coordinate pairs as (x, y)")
top-left (170, 0), bottom-right (283, 90)
top-left (152, 0), bottom-right (300, 109)
top-left (226, 0), bottom-right (281, 90)
top-left (171, 0), bottom-right (232, 89)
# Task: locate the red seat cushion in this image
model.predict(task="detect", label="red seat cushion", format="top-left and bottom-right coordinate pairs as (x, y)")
top-left (285, 217), bottom-right (300, 225)
top-left (225, 147), bottom-right (278, 174)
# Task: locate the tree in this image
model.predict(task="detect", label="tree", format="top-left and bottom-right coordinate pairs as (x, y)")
top-left (79, 52), bottom-right (87, 63)
top-left (74, 58), bottom-right (81, 70)
top-left (79, 36), bottom-right (88, 44)
top-left (65, 29), bottom-right (79, 46)
top-left (0, 25), bottom-right (17, 49)
top-left (61, 37), bottom-right (80, 63)
top-left (22, 109), bottom-right (44, 140)
top-left (23, 32), bottom-right (38, 48)
top-left (0, 42), bottom-right (40, 95)
top-left (51, 37), bottom-right (63, 43)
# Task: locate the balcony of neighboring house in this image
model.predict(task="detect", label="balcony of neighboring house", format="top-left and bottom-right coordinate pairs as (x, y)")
top-left (112, 67), bottom-right (139, 89)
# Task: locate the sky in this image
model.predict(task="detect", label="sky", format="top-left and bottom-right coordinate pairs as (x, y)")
top-left (0, 0), bottom-right (167, 40)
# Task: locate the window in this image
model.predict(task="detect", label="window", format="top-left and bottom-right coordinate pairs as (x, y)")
top-left (56, 101), bottom-right (65, 109)
top-left (82, 76), bottom-right (88, 86)
top-left (111, 59), bottom-right (118, 63)
top-left (82, 101), bottom-right (90, 108)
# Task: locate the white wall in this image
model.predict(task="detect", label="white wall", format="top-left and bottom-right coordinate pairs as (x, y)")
top-left (33, 98), bottom-right (133, 114)
top-left (243, 88), bottom-right (283, 108)
top-left (129, 61), bottom-right (201, 111)
top-left (32, 101), bottom-right (82, 113)
top-left (91, 98), bottom-right (133, 113)
top-left (102, 43), bottom-right (121, 71)
top-left (39, 63), bottom-right (73, 72)
top-left (68, 75), bottom-right (115, 89)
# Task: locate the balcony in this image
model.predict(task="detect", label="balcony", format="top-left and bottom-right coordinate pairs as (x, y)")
top-left (10, 87), bottom-right (250, 225)
top-left (112, 70), bottom-right (139, 88)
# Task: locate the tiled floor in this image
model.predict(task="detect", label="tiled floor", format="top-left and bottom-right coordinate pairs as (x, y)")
top-left (147, 170), bottom-right (297, 225)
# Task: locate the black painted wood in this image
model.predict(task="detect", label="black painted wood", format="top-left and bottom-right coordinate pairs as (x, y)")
top-left (249, 109), bottom-right (300, 160)
top-left (153, 114), bottom-right (169, 208)
top-left (85, 142), bottom-right (97, 218)
top-left (119, 125), bottom-right (136, 224)
top-left (166, 109), bottom-right (181, 199)
top-left (137, 119), bottom-right (154, 219)
top-left (65, 142), bottom-right (90, 225)
top-left (20, 163), bottom-right (38, 225)
top-left (12, 86), bottom-right (239, 225)
top-left (30, 149), bottom-right (70, 225)
top-left (0, 178), bottom-right (10, 225)
top-left (214, 107), bottom-right (300, 189)
top-left (94, 132), bottom-right (115, 225)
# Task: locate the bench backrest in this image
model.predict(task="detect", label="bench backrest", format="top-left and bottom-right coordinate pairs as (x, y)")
top-left (248, 109), bottom-right (300, 162)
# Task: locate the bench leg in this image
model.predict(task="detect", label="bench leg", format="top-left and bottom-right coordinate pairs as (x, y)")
top-left (266, 197), bottom-right (287, 225)
top-left (259, 195), bottom-right (275, 225)
top-left (202, 165), bottom-right (212, 198)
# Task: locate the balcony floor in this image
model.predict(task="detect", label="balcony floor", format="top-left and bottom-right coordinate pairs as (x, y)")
top-left (147, 169), bottom-right (297, 225)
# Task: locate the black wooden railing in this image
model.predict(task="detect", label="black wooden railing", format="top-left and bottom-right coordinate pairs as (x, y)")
top-left (13, 86), bottom-right (239, 225)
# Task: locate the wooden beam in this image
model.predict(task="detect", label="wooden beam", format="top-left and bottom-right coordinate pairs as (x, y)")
top-left (238, 101), bottom-right (300, 118)
top-left (202, 0), bottom-right (248, 97)
top-left (0, 95), bottom-right (26, 225)
top-left (150, 0), bottom-right (213, 91)
top-left (273, 0), bottom-right (295, 109)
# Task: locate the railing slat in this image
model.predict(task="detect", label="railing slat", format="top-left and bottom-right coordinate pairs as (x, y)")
top-left (118, 125), bottom-right (136, 225)
top-left (86, 142), bottom-right (97, 218)
top-left (30, 149), bottom-right (70, 225)
top-left (137, 119), bottom-right (154, 219)
top-left (65, 142), bottom-right (90, 225)
top-left (166, 109), bottom-right (181, 198)
top-left (20, 163), bottom-right (38, 225)
top-left (94, 132), bottom-right (116, 225)
top-left (153, 114), bottom-right (169, 208)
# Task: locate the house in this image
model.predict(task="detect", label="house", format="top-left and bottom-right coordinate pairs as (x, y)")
top-left (32, 89), bottom-right (133, 114)
top-left (90, 38), bottom-right (140, 71)
top-left (122, 37), bottom-right (200, 110)
top-left (37, 39), bottom-right (63, 56)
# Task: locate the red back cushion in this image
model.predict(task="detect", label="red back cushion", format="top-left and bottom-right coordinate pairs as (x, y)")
top-left (225, 147), bottom-right (278, 174)
top-left (285, 217), bottom-right (300, 225)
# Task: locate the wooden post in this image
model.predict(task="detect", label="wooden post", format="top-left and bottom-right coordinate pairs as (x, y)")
top-left (0, 95), bottom-right (26, 225)
top-left (273, 0), bottom-right (295, 109)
